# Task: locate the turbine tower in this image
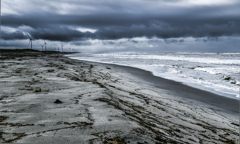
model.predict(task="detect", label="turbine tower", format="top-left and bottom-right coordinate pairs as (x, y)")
top-left (44, 41), bottom-right (47, 51)
top-left (61, 44), bottom-right (63, 52)
top-left (28, 35), bottom-right (33, 49)
top-left (41, 44), bottom-right (44, 51)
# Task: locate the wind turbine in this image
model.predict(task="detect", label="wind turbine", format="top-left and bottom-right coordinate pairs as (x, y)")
top-left (28, 35), bottom-right (33, 49)
top-left (61, 44), bottom-right (64, 52)
top-left (58, 47), bottom-right (60, 52)
top-left (41, 44), bottom-right (44, 51)
top-left (44, 41), bottom-right (47, 51)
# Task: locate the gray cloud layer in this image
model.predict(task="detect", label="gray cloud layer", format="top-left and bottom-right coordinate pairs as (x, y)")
top-left (1, 0), bottom-right (240, 52)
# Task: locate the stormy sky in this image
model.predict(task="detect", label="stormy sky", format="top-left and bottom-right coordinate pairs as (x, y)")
top-left (1, 0), bottom-right (240, 53)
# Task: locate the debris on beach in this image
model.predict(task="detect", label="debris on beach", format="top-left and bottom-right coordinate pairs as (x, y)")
top-left (47, 69), bottom-right (55, 73)
top-left (224, 76), bottom-right (231, 80)
top-left (54, 99), bottom-right (63, 104)
top-left (34, 88), bottom-right (41, 92)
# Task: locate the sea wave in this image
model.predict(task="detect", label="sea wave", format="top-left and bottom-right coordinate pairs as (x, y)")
top-left (67, 52), bottom-right (240, 99)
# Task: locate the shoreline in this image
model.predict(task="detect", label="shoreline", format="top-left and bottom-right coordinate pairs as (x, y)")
top-left (67, 53), bottom-right (239, 100)
top-left (107, 63), bottom-right (239, 111)
top-left (70, 59), bottom-right (239, 116)
top-left (0, 53), bottom-right (239, 143)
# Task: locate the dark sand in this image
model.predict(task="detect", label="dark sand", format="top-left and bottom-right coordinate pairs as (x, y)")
top-left (104, 63), bottom-right (239, 115)
top-left (1, 53), bottom-right (239, 143)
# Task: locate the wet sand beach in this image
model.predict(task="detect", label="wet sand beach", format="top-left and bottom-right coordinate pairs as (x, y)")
top-left (106, 64), bottom-right (239, 117)
top-left (0, 52), bottom-right (239, 143)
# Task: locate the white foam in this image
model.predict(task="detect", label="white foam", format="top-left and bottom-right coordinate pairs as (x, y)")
top-left (67, 52), bottom-right (240, 99)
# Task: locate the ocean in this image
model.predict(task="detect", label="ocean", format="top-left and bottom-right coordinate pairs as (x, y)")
top-left (67, 52), bottom-right (240, 99)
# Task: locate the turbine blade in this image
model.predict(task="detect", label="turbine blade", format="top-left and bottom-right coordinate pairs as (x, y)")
top-left (27, 34), bottom-right (33, 41)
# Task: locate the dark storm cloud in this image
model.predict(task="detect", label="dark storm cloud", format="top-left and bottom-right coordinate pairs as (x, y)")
top-left (70, 41), bottom-right (92, 46)
top-left (1, 0), bottom-right (240, 53)
top-left (29, 26), bottom-right (94, 42)
top-left (203, 37), bottom-right (219, 42)
top-left (163, 39), bottom-right (184, 44)
top-left (0, 40), bottom-right (28, 48)
top-left (130, 40), bottom-right (139, 43)
top-left (2, 12), bottom-right (240, 41)
top-left (102, 41), bottom-right (116, 45)
top-left (179, 39), bottom-right (184, 43)
top-left (1, 31), bottom-right (27, 40)
top-left (195, 37), bottom-right (220, 42)
top-left (164, 39), bottom-right (178, 44)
